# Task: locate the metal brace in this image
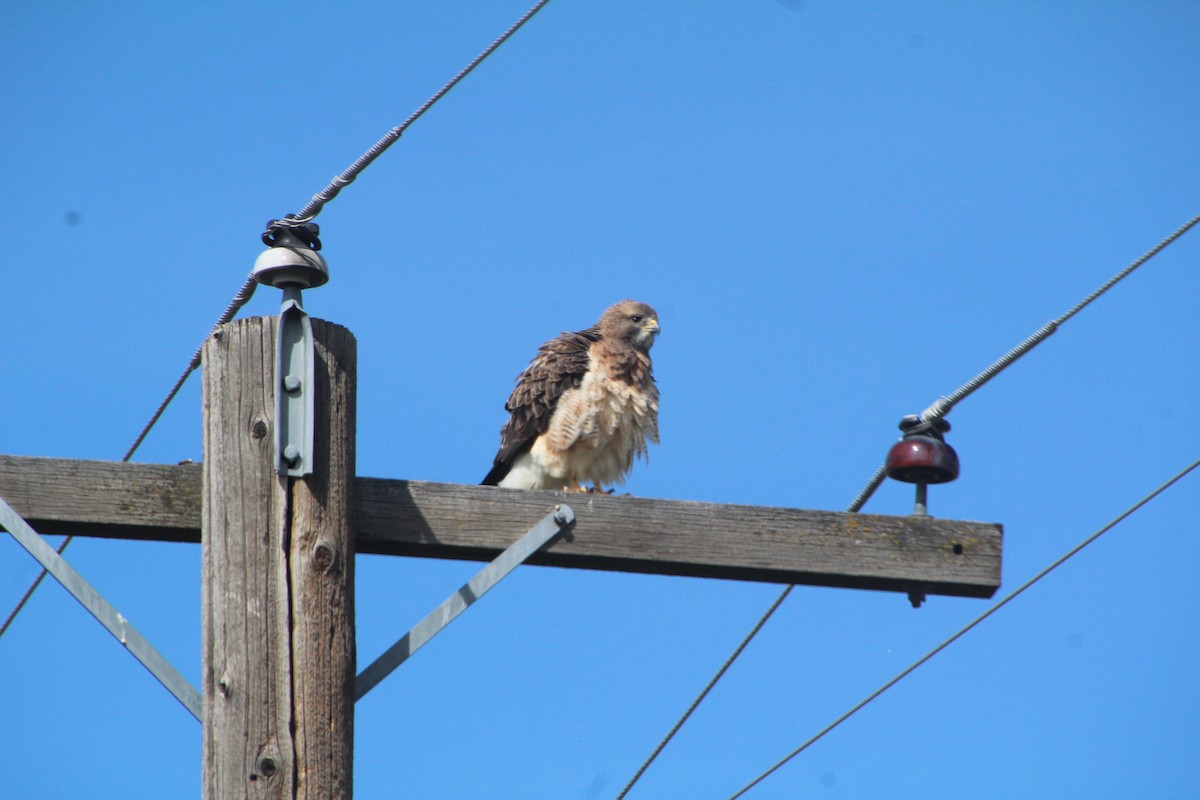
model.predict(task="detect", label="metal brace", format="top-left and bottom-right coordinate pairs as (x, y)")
top-left (0, 494), bottom-right (203, 720)
top-left (355, 504), bottom-right (575, 701)
top-left (275, 286), bottom-right (314, 477)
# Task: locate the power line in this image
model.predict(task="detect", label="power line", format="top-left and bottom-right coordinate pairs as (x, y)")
top-left (848, 211), bottom-right (1200, 512)
top-left (614, 211), bottom-right (1200, 799)
top-left (0, 0), bottom-right (556, 643)
top-left (122, 274), bottom-right (260, 463)
top-left (919, 210), bottom-right (1200, 424)
top-left (615, 469), bottom-right (891, 800)
top-left (0, 535), bottom-right (72, 639)
top-left (128, 0), bottom-right (556, 457)
top-left (281, 0), bottom-right (554, 227)
top-left (0, 273), bottom-right (259, 643)
top-left (614, 586), bottom-right (795, 800)
top-left (726, 455), bottom-right (1200, 799)
top-left (615, 474), bottom-right (885, 800)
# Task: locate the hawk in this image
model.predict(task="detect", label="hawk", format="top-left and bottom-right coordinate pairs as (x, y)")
top-left (483, 300), bottom-right (660, 492)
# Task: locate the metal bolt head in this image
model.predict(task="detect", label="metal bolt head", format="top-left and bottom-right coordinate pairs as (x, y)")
top-left (552, 504), bottom-right (573, 526)
top-left (282, 445), bottom-right (301, 467)
top-left (283, 374), bottom-right (302, 394)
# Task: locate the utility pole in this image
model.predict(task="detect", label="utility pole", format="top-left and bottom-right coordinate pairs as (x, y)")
top-left (201, 315), bottom-right (357, 799)
top-left (0, 303), bottom-right (1000, 800)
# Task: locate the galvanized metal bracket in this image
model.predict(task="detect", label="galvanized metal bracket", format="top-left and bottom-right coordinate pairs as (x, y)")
top-left (0, 494), bottom-right (203, 721)
top-left (254, 221), bottom-right (327, 479)
top-left (354, 504), bottom-right (575, 701)
top-left (275, 286), bottom-right (314, 477)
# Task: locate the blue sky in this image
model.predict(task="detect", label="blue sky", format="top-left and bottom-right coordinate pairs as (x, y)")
top-left (2, 2), bottom-right (1198, 798)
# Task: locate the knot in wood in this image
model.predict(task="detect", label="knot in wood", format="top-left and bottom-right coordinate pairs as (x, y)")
top-left (251, 419), bottom-right (268, 440)
top-left (311, 541), bottom-right (336, 573)
top-left (254, 755), bottom-right (278, 780)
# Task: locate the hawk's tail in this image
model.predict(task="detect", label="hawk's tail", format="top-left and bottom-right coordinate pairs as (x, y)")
top-left (481, 461), bottom-right (509, 486)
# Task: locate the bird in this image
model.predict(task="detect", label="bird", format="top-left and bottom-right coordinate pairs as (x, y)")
top-left (483, 300), bottom-right (660, 492)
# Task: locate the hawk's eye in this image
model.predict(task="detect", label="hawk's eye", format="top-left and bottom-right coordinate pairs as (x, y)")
top-left (630, 314), bottom-right (644, 323)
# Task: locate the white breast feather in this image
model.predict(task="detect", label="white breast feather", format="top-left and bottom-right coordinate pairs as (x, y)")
top-left (512, 369), bottom-right (658, 490)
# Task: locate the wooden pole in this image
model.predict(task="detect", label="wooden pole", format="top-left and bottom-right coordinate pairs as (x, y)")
top-left (201, 316), bottom-right (356, 800)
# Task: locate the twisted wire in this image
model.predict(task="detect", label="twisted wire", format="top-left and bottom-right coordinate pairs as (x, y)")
top-left (283, 0), bottom-right (554, 226)
top-left (919, 212), bottom-right (1200, 424)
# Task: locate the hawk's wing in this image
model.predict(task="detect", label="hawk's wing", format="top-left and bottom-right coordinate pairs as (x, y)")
top-left (482, 327), bottom-right (600, 485)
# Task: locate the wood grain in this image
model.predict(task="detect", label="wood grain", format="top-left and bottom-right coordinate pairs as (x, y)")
top-left (201, 316), bottom-right (293, 800)
top-left (1, 456), bottom-right (1001, 599)
top-left (356, 480), bottom-right (1001, 598)
top-left (198, 316), bottom-right (356, 799)
top-left (288, 320), bottom-right (356, 800)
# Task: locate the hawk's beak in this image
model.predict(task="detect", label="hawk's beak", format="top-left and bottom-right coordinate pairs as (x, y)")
top-left (638, 317), bottom-right (660, 348)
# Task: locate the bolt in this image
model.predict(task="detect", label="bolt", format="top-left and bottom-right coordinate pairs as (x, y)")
top-left (283, 445), bottom-right (301, 467)
top-left (283, 374), bottom-right (302, 393)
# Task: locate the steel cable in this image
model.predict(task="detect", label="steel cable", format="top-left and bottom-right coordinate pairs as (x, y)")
top-left (282, 0), bottom-right (553, 227)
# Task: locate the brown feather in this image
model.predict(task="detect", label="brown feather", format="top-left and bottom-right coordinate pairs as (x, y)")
top-left (482, 300), bottom-right (659, 487)
top-left (482, 327), bottom-right (599, 484)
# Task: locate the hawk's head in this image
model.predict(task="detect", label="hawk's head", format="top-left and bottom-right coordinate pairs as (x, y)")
top-left (599, 300), bottom-right (660, 352)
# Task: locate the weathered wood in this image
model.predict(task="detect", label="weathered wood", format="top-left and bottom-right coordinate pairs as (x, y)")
top-left (200, 316), bottom-right (356, 800)
top-left (0, 456), bottom-right (1001, 599)
top-left (0, 455), bottom-right (202, 543)
top-left (356, 480), bottom-right (1001, 598)
top-left (201, 316), bottom-right (291, 800)
top-left (289, 321), bottom-right (356, 800)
